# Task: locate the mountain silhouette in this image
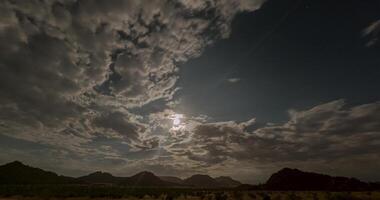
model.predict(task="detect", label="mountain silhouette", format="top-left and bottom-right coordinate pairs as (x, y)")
top-left (0, 161), bottom-right (377, 190)
top-left (184, 174), bottom-right (221, 188)
top-left (78, 171), bottom-right (122, 184)
top-left (0, 161), bottom-right (74, 184)
top-left (265, 168), bottom-right (370, 191)
top-left (215, 176), bottom-right (242, 187)
top-left (159, 176), bottom-right (183, 184)
top-left (120, 171), bottom-right (178, 187)
top-left (159, 175), bottom-right (242, 188)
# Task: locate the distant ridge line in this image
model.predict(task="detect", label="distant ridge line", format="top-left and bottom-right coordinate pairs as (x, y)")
top-left (0, 161), bottom-right (379, 190)
top-left (0, 161), bottom-right (241, 188)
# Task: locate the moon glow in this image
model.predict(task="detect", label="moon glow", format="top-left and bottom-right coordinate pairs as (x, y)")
top-left (170, 114), bottom-right (184, 130)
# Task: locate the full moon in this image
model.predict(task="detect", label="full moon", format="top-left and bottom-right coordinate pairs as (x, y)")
top-left (170, 114), bottom-right (184, 130)
top-left (173, 117), bottom-right (181, 126)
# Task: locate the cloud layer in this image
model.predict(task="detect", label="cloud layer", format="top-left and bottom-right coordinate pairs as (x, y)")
top-left (0, 0), bottom-right (379, 183)
top-left (0, 0), bottom-right (265, 175)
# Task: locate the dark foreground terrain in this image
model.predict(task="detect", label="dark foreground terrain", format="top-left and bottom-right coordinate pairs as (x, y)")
top-left (1, 161), bottom-right (380, 199)
top-left (0, 190), bottom-right (380, 200)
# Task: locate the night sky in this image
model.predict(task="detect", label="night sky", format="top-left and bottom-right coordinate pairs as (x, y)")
top-left (0, 0), bottom-right (379, 184)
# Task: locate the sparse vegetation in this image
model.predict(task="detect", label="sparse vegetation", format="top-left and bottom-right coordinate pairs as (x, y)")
top-left (1, 186), bottom-right (380, 200)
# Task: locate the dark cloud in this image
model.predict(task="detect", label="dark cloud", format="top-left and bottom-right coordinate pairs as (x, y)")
top-left (94, 112), bottom-right (143, 141)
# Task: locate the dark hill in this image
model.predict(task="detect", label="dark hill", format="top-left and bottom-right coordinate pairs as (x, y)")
top-left (215, 176), bottom-right (242, 187)
top-left (0, 161), bottom-right (74, 184)
top-left (265, 168), bottom-right (369, 191)
top-left (120, 171), bottom-right (176, 187)
top-left (184, 174), bottom-right (220, 188)
top-left (1, 161), bottom-right (376, 190)
top-left (183, 175), bottom-right (242, 188)
top-left (78, 171), bottom-right (121, 184)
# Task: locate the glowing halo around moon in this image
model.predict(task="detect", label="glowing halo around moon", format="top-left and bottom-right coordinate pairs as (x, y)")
top-left (170, 113), bottom-right (185, 131)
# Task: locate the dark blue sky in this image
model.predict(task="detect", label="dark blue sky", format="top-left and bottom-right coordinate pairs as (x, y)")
top-left (178, 0), bottom-right (380, 123)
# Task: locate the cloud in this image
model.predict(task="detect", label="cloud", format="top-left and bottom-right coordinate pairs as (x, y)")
top-left (227, 78), bottom-right (241, 83)
top-left (363, 19), bottom-right (380, 47)
top-left (165, 100), bottom-right (380, 181)
top-left (0, 0), bottom-right (266, 175)
top-left (3, 0), bottom-right (378, 183)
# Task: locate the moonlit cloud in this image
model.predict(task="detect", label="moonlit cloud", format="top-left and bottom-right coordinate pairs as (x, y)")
top-left (0, 0), bottom-right (266, 177)
top-left (164, 100), bottom-right (380, 182)
top-left (363, 19), bottom-right (380, 46)
top-left (227, 78), bottom-right (241, 83)
top-left (0, 0), bottom-right (379, 184)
